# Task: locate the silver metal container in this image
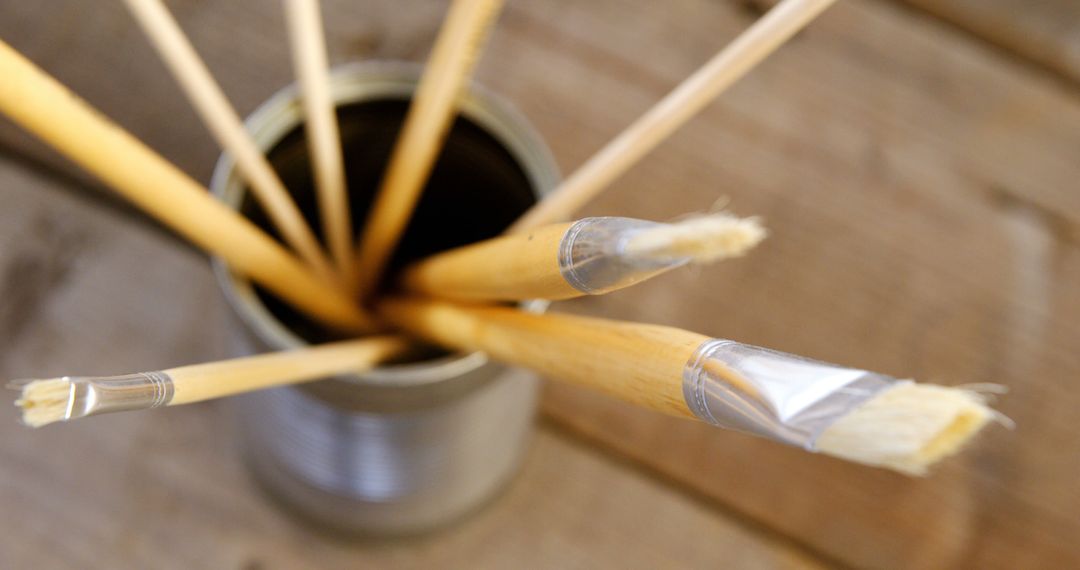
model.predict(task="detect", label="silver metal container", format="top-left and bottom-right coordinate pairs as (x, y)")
top-left (209, 63), bottom-right (559, 535)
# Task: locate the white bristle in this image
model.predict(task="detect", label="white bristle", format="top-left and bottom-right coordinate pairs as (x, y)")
top-left (13, 378), bottom-right (73, 428)
top-left (622, 213), bottom-right (767, 263)
top-left (816, 383), bottom-right (1001, 475)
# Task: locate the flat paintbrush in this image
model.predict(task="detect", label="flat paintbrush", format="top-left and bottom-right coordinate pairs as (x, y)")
top-left (379, 297), bottom-right (1005, 475)
top-left (400, 213), bottom-right (765, 301)
top-left (12, 337), bottom-right (410, 427)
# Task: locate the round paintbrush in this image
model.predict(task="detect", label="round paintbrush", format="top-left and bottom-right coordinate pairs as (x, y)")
top-left (400, 213), bottom-right (766, 301)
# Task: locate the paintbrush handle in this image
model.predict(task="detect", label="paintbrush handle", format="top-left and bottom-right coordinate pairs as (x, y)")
top-left (168, 336), bottom-right (410, 404)
top-left (379, 298), bottom-right (902, 450)
top-left (0, 39), bottom-right (373, 332)
top-left (284, 0), bottom-right (356, 289)
top-left (400, 222), bottom-right (580, 300)
top-left (507, 0), bottom-right (837, 232)
top-left (124, 0), bottom-right (338, 285)
top-left (379, 297), bottom-right (704, 418)
top-left (354, 0), bottom-right (505, 297)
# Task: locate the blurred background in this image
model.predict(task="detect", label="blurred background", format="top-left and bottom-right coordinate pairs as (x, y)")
top-left (0, 0), bottom-right (1078, 568)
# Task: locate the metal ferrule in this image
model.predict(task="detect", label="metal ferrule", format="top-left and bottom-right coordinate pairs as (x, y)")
top-left (559, 217), bottom-right (689, 295)
top-left (682, 339), bottom-right (900, 450)
top-left (60, 372), bottom-right (174, 421)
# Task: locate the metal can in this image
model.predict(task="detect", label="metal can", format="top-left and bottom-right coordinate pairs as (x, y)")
top-left (208, 63), bottom-right (559, 535)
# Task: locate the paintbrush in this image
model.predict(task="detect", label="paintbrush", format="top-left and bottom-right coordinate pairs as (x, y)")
top-left (378, 297), bottom-right (1005, 475)
top-left (12, 337), bottom-right (410, 427)
top-left (400, 213), bottom-right (765, 301)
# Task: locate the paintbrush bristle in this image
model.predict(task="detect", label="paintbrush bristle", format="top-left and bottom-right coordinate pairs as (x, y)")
top-left (12, 378), bottom-right (72, 428)
top-left (623, 213), bottom-right (766, 263)
top-left (816, 383), bottom-right (1003, 475)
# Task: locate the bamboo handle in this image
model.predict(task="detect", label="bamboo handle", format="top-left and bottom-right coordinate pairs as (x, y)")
top-left (0, 40), bottom-right (373, 332)
top-left (124, 0), bottom-right (338, 284)
top-left (507, 0), bottom-right (837, 232)
top-left (169, 336), bottom-right (410, 404)
top-left (399, 223), bottom-right (578, 301)
top-left (354, 0), bottom-right (505, 297)
top-left (379, 297), bottom-right (704, 418)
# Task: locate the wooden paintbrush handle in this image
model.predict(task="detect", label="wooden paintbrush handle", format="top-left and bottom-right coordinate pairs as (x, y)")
top-left (284, 0), bottom-right (356, 289)
top-left (124, 0), bottom-right (338, 285)
top-left (168, 336), bottom-right (411, 405)
top-left (507, 0), bottom-right (837, 233)
top-left (378, 297), bottom-right (705, 418)
top-left (354, 0), bottom-right (505, 296)
top-left (400, 222), bottom-right (578, 300)
top-left (0, 40), bottom-right (373, 332)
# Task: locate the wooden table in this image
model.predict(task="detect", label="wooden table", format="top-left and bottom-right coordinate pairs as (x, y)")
top-left (1, 0), bottom-right (1078, 567)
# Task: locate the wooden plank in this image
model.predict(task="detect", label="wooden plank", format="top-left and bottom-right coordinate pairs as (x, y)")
top-left (475, 1), bottom-right (1080, 568)
top-left (901, 0), bottom-right (1080, 87)
top-left (0, 157), bottom-right (825, 568)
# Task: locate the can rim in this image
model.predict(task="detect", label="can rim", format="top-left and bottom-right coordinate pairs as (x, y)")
top-left (209, 61), bottom-right (558, 388)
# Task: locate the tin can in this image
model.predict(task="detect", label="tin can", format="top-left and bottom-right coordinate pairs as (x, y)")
top-left (209, 63), bottom-right (559, 535)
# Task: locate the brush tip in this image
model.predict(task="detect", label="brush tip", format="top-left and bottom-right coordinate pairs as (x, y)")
top-left (11, 377), bottom-right (73, 428)
top-left (815, 382), bottom-right (1004, 475)
top-left (623, 213), bottom-right (767, 263)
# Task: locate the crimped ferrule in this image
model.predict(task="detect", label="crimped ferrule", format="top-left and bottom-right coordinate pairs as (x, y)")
top-left (61, 372), bottom-right (175, 421)
top-left (558, 217), bottom-right (682, 295)
top-left (681, 339), bottom-right (899, 449)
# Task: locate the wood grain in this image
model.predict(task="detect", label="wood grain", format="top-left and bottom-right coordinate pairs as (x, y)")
top-left (1, 0), bottom-right (1079, 568)
top-left (401, 222), bottom-right (579, 301)
top-left (0, 157), bottom-right (821, 569)
top-left (379, 298), bottom-right (703, 419)
top-left (903, 0), bottom-right (1080, 87)
top-left (489, 0), bottom-right (1080, 567)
